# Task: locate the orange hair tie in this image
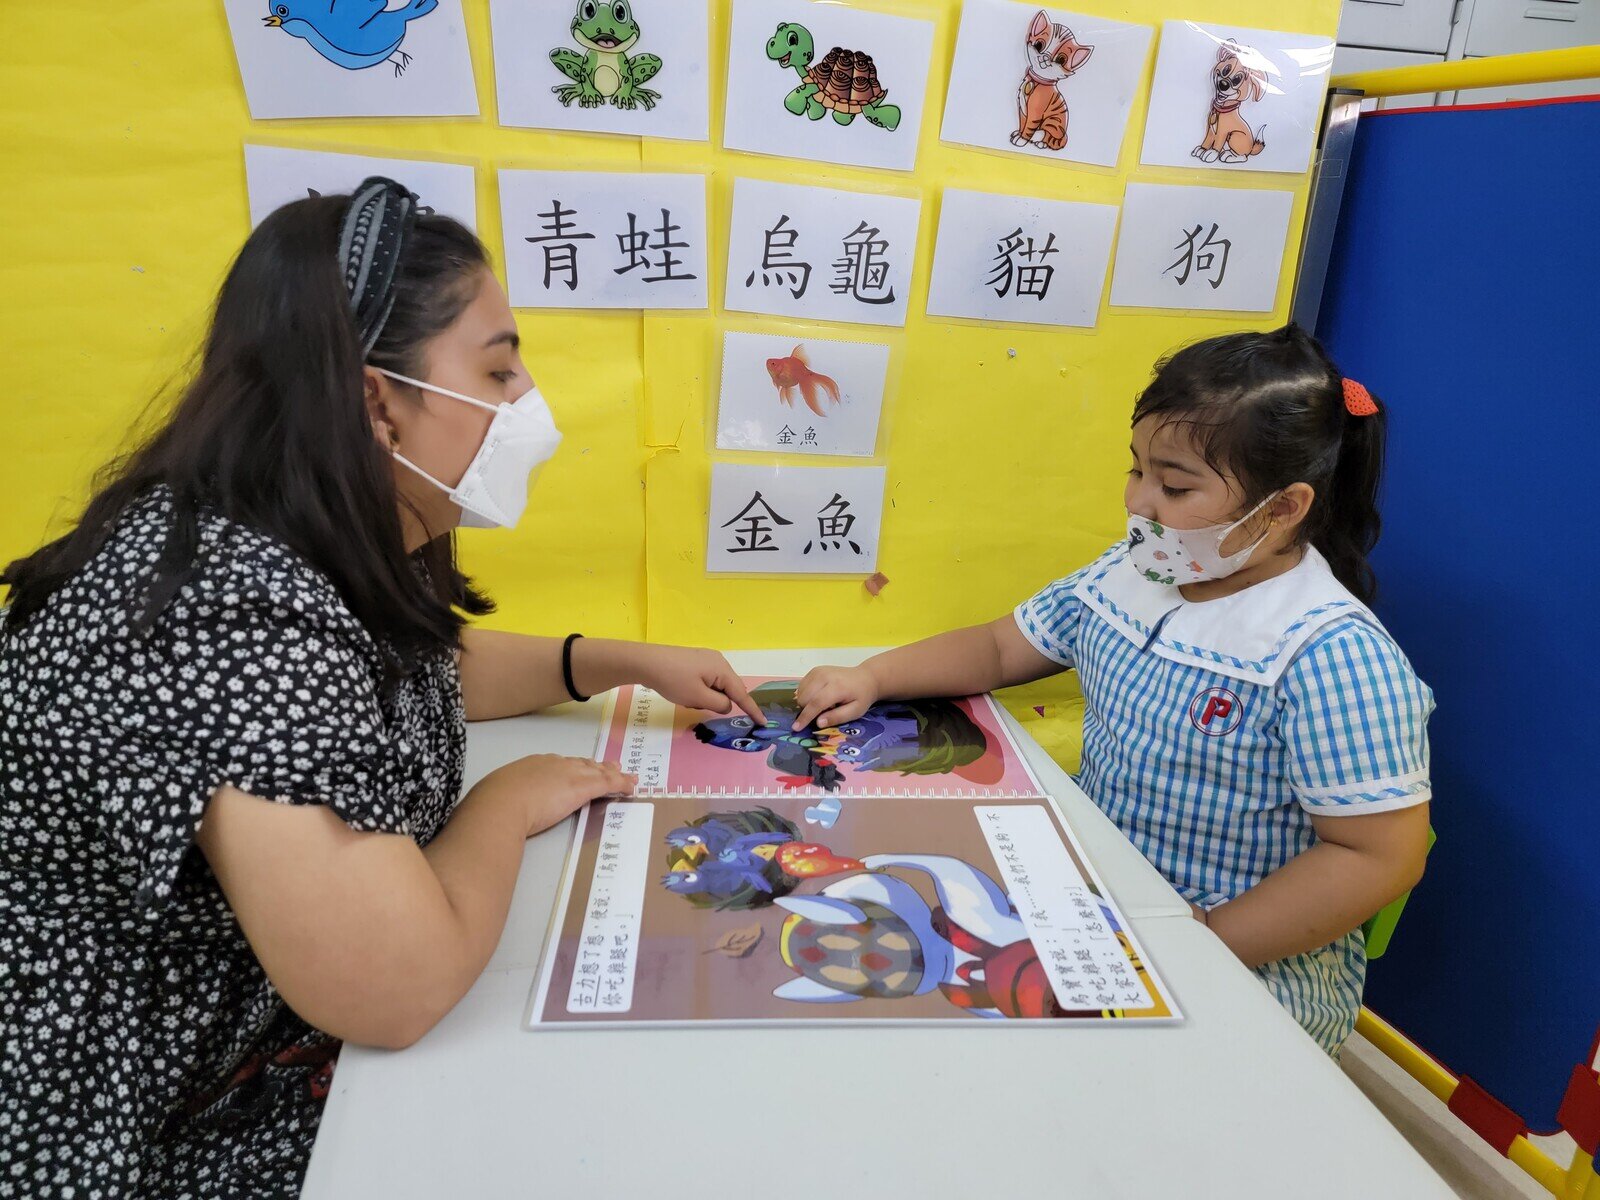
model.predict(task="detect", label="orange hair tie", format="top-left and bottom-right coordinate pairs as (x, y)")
top-left (1342, 377), bottom-right (1378, 418)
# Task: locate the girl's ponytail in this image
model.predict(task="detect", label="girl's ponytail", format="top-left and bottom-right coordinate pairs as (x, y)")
top-left (1318, 379), bottom-right (1387, 604)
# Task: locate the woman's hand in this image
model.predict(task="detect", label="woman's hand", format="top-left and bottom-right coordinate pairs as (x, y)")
top-left (793, 665), bottom-right (880, 731)
top-left (630, 644), bottom-right (765, 726)
top-left (478, 754), bottom-right (636, 837)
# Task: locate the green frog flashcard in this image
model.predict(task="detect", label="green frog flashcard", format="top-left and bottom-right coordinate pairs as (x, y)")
top-left (489, 0), bottom-right (710, 141)
top-left (550, 0), bottom-right (663, 111)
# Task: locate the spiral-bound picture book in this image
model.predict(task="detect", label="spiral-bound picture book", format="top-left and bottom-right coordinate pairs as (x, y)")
top-left (591, 678), bottom-right (1046, 796)
top-left (524, 680), bottom-right (1180, 1029)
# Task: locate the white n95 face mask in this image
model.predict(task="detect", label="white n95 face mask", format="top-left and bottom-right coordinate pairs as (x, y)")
top-left (1125, 492), bottom-right (1279, 585)
top-left (380, 368), bottom-right (562, 530)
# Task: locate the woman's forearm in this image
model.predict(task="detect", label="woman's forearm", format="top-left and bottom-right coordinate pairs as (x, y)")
top-left (409, 777), bottom-right (543, 1016)
top-left (458, 630), bottom-right (649, 721)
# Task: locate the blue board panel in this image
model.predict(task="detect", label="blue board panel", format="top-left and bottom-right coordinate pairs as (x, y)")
top-left (1318, 97), bottom-right (1600, 1130)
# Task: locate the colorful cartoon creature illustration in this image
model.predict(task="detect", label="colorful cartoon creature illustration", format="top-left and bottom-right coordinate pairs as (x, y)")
top-left (766, 345), bottom-right (840, 418)
top-left (660, 808), bottom-right (865, 911)
top-left (766, 23), bottom-right (902, 131)
top-left (550, 0), bottom-right (663, 111)
top-left (1012, 10), bottom-right (1093, 152)
top-left (773, 854), bottom-right (1125, 1018)
top-left (1194, 39), bottom-right (1268, 163)
top-left (262, 0), bottom-right (438, 77)
top-left (691, 681), bottom-right (997, 793)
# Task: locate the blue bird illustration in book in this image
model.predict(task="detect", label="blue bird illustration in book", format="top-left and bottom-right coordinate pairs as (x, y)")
top-left (263, 0), bottom-right (440, 77)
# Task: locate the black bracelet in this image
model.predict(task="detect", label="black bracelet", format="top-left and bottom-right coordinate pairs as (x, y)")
top-left (562, 633), bottom-right (590, 703)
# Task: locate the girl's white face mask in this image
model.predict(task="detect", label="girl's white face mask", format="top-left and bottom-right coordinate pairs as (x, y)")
top-left (380, 368), bottom-right (562, 530)
top-left (1125, 493), bottom-right (1278, 585)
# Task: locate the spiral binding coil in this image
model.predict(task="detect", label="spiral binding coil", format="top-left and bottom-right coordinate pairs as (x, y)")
top-left (622, 786), bottom-right (1049, 801)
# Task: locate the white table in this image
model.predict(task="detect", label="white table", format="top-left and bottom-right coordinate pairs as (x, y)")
top-left (302, 650), bottom-right (1452, 1200)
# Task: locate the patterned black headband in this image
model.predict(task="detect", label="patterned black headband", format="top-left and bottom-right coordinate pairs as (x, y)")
top-left (338, 176), bottom-right (418, 356)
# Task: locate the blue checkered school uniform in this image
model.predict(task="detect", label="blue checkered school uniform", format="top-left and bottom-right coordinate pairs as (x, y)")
top-left (1016, 542), bottom-right (1434, 1055)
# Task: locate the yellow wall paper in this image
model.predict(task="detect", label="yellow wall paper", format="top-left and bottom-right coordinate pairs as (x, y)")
top-left (0, 0), bottom-right (1337, 760)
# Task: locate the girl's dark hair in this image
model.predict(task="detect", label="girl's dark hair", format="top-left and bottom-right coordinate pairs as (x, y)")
top-left (2, 192), bottom-right (494, 673)
top-left (1131, 323), bottom-right (1387, 603)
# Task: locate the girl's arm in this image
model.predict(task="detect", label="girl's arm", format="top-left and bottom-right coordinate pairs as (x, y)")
top-left (197, 754), bottom-right (633, 1049)
top-left (458, 630), bottom-right (763, 726)
top-left (1201, 803), bottom-right (1431, 968)
top-left (793, 615), bottom-right (1062, 730)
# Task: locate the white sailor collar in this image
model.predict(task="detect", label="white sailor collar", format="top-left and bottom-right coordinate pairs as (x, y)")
top-left (1072, 543), bottom-right (1376, 687)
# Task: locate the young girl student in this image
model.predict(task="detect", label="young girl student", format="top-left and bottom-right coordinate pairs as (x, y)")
top-left (794, 325), bottom-right (1435, 1056)
top-left (0, 180), bottom-right (766, 1197)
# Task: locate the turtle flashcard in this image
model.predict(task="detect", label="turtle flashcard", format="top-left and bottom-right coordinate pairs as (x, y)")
top-left (490, 0), bottom-right (711, 142)
top-left (941, 1), bottom-right (1153, 169)
top-left (527, 793), bottom-right (1181, 1027)
top-left (222, 0), bottom-right (479, 119)
top-left (716, 330), bottom-right (889, 457)
top-left (1140, 21), bottom-right (1335, 175)
top-left (722, 0), bottom-right (936, 173)
top-left (593, 679), bottom-right (1044, 796)
top-left (243, 144), bottom-right (478, 231)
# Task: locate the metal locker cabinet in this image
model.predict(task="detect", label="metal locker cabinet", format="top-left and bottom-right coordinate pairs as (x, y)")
top-left (1338, 0), bottom-right (1457, 54)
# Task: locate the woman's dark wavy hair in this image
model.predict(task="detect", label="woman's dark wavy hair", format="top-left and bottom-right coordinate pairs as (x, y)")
top-left (1, 192), bottom-right (495, 677)
top-left (1132, 323), bottom-right (1387, 603)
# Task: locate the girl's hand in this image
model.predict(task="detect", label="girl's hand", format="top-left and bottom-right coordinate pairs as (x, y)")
top-left (793, 666), bottom-right (880, 731)
top-left (479, 754), bottom-right (636, 837)
top-left (633, 644), bottom-right (765, 726)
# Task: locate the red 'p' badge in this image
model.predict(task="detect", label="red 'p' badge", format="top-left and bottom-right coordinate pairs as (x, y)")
top-left (1189, 687), bottom-right (1243, 736)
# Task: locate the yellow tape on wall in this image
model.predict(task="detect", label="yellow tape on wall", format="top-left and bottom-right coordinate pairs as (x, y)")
top-left (0, 0), bottom-right (1337, 741)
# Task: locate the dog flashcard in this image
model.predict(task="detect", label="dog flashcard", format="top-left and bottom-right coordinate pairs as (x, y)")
top-left (1140, 20), bottom-right (1334, 175)
top-left (942, 1), bottom-right (1152, 169)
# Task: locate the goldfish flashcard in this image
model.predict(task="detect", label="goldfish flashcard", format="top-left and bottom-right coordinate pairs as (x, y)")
top-left (716, 330), bottom-right (889, 457)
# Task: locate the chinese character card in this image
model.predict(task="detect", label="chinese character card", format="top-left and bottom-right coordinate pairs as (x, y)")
top-left (1108, 182), bottom-right (1293, 312)
top-left (500, 169), bottom-right (709, 310)
top-left (528, 794), bottom-right (1180, 1027)
top-left (705, 464), bottom-right (887, 574)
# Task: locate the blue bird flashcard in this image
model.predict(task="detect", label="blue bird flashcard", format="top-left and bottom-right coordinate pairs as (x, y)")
top-left (222, 0), bottom-right (480, 120)
top-left (262, 0), bottom-right (439, 77)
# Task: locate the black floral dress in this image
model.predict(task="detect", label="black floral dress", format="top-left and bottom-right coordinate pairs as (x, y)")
top-left (0, 490), bottom-right (466, 1198)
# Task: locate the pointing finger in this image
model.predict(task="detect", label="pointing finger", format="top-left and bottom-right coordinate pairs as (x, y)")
top-left (719, 673), bottom-right (766, 727)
